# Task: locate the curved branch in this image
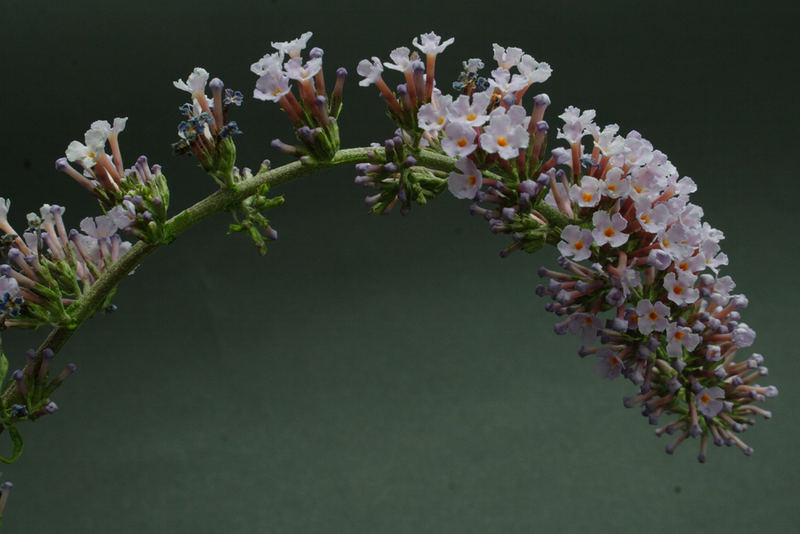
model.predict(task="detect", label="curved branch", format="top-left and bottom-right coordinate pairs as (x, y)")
top-left (1, 147), bottom-right (458, 408)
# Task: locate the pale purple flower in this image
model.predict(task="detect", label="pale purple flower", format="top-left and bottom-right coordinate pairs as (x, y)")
top-left (479, 111), bottom-right (529, 160)
top-left (253, 73), bottom-right (291, 102)
top-left (666, 322), bottom-right (701, 358)
top-left (601, 167), bottom-right (631, 198)
top-left (417, 94), bottom-right (453, 131)
top-left (79, 215), bottom-right (118, 239)
top-left (705, 344), bottom-right (722, 362)
top-left (492, 44), bottom-right (523, 70)
top-left (514, 54), bottom-right (552, 85)
top-left (635, 299), bottom-right (670, 335)
top-left (271, 31), bottom-right (313, 59)
top-left (591, 211), bottom-right (629, 247)
top-left (557, 106), bottom-right (596, 145)
top-left (250, 51), bottom-right (284, 76)
top-left (357, 57), bottom-right (384, 87)
top-left (557, 225), bottom-right (593, 262)
top-left (568, 312), bottom-right (602, 344)
top-left (570, 176), bottom-right (602, 207)
top-left (447, 91), bottom-right (491, 127)
top-left (594, 347), bottom-right (624, 380)
top-left (284, 57), bottom-right (322, 82)
top-left (447, 157), bottom-right (482, 200)
top-left (413, 32), bottom-right (454, 56)
top-left (696, 386), bottom-right (725, 418)
top-left (664, 271), bottom-right (700, 306)
top-left (384, 47), bottom-right (415, 73)
top-left (441, 121), bottom-right (478, 158)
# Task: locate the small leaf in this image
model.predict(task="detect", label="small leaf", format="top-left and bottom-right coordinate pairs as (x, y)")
top-left (0, 426), bottom-right (24, 464)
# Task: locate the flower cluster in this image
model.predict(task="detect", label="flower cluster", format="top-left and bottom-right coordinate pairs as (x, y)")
top-left (251, 32), bottom-right (345, 162)
top-left (57, 120), bottom-right (170, 243)
top-left (173, 67), bottom-right (244, 186)
top-left (533, 111), bottom-right (776, 459)
top-left (360, 34), bottom-right (776, 459)
top-left (3, 345), bottom-right (76, 426)
top-left (0, 200), bottom-right (133, 328)
top-left (357, 31), bottom-right (457, 139)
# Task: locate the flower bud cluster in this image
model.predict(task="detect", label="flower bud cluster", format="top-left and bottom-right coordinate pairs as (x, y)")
top-left (173, 68), bottom-right (244, 186)
top-left (0, 200), bottom-right (133, 328)
top-left (252, 32), bottom-right (343, 163)
top-left (57, 120), bottom-right (170, 244)
top-left (2, 346), bottom-right (76, 425)
top-left (226, 162), bottom-right (285, 255)
top-left (354, 135), bottom-right (447, 215)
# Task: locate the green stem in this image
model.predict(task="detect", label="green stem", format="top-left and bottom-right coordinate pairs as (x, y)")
top-left (0, 147), bottom-right (458, 409)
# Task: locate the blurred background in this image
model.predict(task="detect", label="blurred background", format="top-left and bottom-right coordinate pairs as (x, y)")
top-left (0, 0), bottom-right (797, 532)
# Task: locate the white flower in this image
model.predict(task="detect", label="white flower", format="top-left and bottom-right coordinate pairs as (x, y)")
top-left (478, 111), bottom-right (529, 160)
top-left (663, 271), bottom-right (700, 306)
top-left (173, 67), bottom-right (209, 97)
top-left (666, 322), bottom-right (700, 357)
top-left (412, 32), bottom-right (454, 56)
top-left (570, 176), bottom-right (602, 207)
top-left (80, 215), bottom-right (118, 239)
top-left (251, 51), bottom-right (284, 76)
top-left (487, 68), bottom-right (526, 94)
top-left (588, 123), bottom-right (626, 157)
top-left (601, 167), bottom-right (631, 198)
top-left (108, 200), bottom-right (137, 230)
top-left (284, 57), bottom-right (322, 82)
top-left (65, 128), bottom-right (108, 169)
top-left (658, 224), bottom-right (695, 260)
top-left (557, 106), bottom-right (596, 145)
top-left (417, 94), bottom-right (452, 131)
top-left (492, 44), bottom-right (523, 70)
top-left (635, 299), bottom-right (670, 335)
top-left (557, 225), bottom-right (593, 261)
top-left (447, 91), bottom-right (491, 127)
top-left (514, 54), bottom-right (552, 85)
top-left (634, 200), bottom-right (670, 234)
top-left (357, 57), bottom-right (384, 87)
top-left (591, 211), bottom-right (629, 247)
top-left (271, 31), bottom-right (313, 58)
top-left (253, 72), bottom-right (291, 102)
top-left (447, 157), bottom-right (482, 199)
top-left (91, 117), bottom-right (127, 137)
top-left (384, 47), bottom-right (415, 73)
top-left (441, 121), bottom-right (478, 158)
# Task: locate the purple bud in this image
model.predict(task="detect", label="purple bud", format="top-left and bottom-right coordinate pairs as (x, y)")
top-left (672, 359), bottom-right (687, 373)
top-left (309, 47), bottom-right (324, 59)
top-left (501, 207), bottom-right (515, 221)
top-left (535, 120), bottom-right (549, 134)
top-left (403, 156), bottom-right (417, 168)
top-left (699, 274), bottom-right (716, 286)
top-left (383, 162), bottom-right (398, 173)
top-left (518, 179), bottom-right (539, 196)
top-left (533, 93), bottom-right (551, 107)
top-left (55, 157), bottom-right (69, 171)
top-left (209, 77), bottom-right (224, 92)
top-left (647, 249), bottom-right (672, 270)
top-left (732, 295), bottom-right (749, 309)
top-left (336, 67), bottom-right (347, 78)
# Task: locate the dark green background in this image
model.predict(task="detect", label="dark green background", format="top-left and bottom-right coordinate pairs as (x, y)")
top-left (0, 1), bottom-right (797, 532)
